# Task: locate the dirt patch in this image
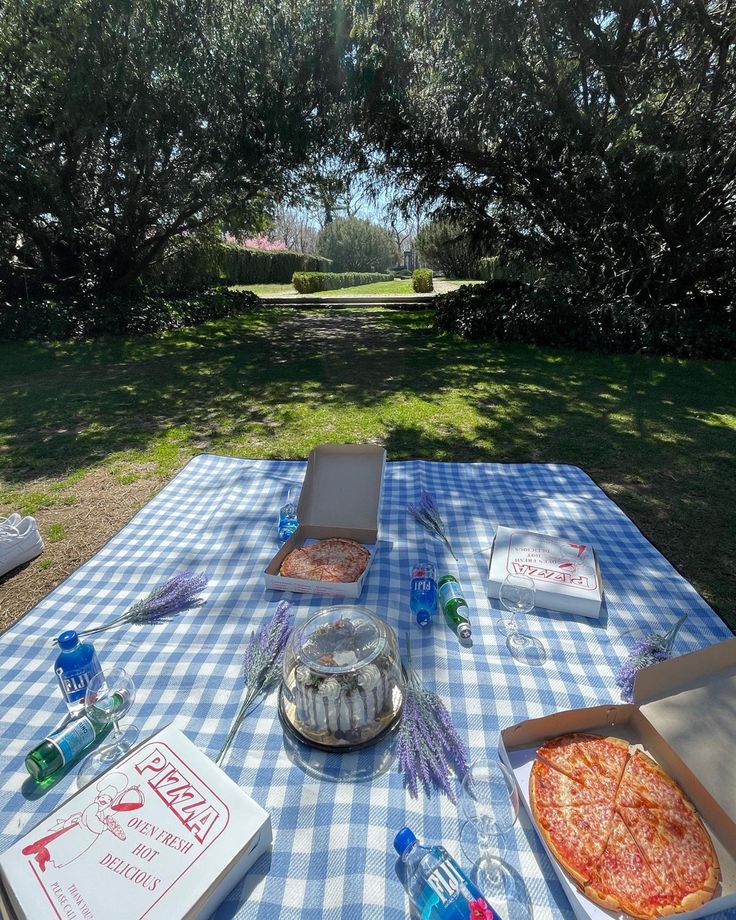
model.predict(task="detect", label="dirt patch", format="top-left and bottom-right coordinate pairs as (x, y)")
top-left (0, 466), bottom-right (166, 633)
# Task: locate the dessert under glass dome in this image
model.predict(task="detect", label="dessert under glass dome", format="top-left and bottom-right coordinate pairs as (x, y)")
top-left (279, 606), bottom-right (404, 751)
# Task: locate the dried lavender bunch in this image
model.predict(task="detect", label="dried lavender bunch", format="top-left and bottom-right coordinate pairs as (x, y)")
top-left (216, 600), bottom-right (293, 765)
top-left (408, 490), bottom-right (458, 561)
top-left (615, 614), bottom-right (687, 702)
top-left (67, 572), bottom-right (208, 642)
top-left (396, 643), bottom-right (469, 801)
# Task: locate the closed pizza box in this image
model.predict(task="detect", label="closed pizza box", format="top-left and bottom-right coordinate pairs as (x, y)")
top-left (499, 638), bottom-right (736, 920)
top-left (0, 724), bottom-right (271, 920)
top-left (264, 443), bottom-right (386, 598)
top-left (488, 526), bottom-right (604, 619)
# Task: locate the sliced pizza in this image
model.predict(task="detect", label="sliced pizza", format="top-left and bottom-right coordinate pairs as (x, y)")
top-left (529, 733), bottom-right (720, 918)
top-left (532, 802), bottom-right (615, 886)
top-left (537, 732), bottom-right (629, 799)
top-left (617, 750), bottom-right (688, 811)
top-left (584, 812), bottom-right (679, 919)
top-left (619, 804), bottom-right (719, 911)
top-left (530, 759), bottom-right (613, 811)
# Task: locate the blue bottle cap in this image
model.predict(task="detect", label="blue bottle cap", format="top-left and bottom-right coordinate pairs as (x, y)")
top-left (394, 826), bottom-right (417, 856)
top-left (416, 609), bottom-right (431, 628)
top-left (57, 630), bottom-right (79, 650)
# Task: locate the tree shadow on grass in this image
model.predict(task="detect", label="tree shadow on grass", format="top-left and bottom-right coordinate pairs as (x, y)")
top-left (0, 308), bottom-right (734, 621)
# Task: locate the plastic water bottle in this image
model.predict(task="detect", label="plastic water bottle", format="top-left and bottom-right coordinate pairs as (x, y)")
top-left (410, 563), bottom-right (437, 628)
top-left (277, 486), bottom-right (299, 543)
top-left (54, 630), bottom-right (104, 716)
top-left (394, 827), bottom-right (502, 920)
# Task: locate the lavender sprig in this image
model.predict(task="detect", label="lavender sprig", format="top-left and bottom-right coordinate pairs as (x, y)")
top-left (65, 572), bottom-right (208, 642)
top-left (216, 600), bottom-right (293, 766)
top-left (408, 490), bottom-right (458, 561)
top-left (395, 639), bottom-right (469, 801)
top-left (615, 614), bottom-right (687, 702)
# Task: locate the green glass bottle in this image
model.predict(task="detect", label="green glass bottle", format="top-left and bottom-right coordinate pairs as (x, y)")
top-left (25, 692), bottom-right (124, 784)
top-left (438, 574), bottom-right (473, 641)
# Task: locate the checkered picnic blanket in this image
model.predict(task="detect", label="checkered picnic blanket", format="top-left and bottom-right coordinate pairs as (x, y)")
top-left (0, 455), bottom-right (732, 919)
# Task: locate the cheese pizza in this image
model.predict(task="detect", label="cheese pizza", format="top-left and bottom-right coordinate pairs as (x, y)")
top-left (279, 538), bottom-right (370, 583)
top-left (529, 733), bottom-right (719, 918)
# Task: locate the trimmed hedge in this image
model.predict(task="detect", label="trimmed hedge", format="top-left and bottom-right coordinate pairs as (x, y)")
top-left (0, 287), bottom-right (260, 340)
top-left (412, 268), bottom-right (433, 293)
top-left (220, 246), bottom-right (330, 286)
top-left (434, 280), bottom-right (736, 359)
top-left (292, 271), bottom-right (393, 294)
top-left (145, 241), bottom-right (331, 293)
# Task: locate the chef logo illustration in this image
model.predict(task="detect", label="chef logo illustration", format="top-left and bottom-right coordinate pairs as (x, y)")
top-left (22, 773), bottom-right (144, 872)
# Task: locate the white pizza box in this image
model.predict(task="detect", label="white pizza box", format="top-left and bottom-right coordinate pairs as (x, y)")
top-left (499, 638), bottom-right (736, 920)
top-left (488, 525), bottom-right (604, 619)
top-left (0, 724), bottom-right (271, 920)
top-left (264, 443), bottom-right (386, 598)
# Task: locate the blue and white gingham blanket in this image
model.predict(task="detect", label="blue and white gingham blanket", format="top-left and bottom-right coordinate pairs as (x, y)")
top-left (0, 455), bottom-right (732, 919)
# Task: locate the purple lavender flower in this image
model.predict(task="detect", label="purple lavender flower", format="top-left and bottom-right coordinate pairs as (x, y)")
top-left (408, 491), bottom-right (458, 560)
top-left (71, 572), bottom-right (208, 641)
top-left (217, 601), bottom-right (293, 765)
top-left (396, 648), bottom-right (469, 802)
top-left (614, 617), bottom-right (687, 702)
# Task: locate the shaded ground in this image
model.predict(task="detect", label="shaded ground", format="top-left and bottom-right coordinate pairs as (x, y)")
top-left (1, 307), bottom-right (734, 631)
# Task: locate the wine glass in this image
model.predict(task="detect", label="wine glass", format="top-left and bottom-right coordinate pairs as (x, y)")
top-left (459, 758), bottom-right (530, 918)
top-left (77, 668), bottom-right (138, 789)
top-left (497, 574), bottom-right (547, 666)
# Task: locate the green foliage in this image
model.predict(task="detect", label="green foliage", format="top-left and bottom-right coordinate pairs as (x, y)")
top-left (0, 289), bottom-right (259, 341)
top-left (316, 216), bottom-right (401, 272)
top-left (145, 239), bottom-right (330, 293)
top-left (350, 0), bottom-right (736, 316)
top-left (412, 269), bottom-right (433, 292)
top-left (434, 281), bottom-right (736, 359)
top-left (292, 272), bottom-right (393, 293)
top-left (0, 0), bottom-right (345, 297)
top-left (415, 221), bottom-right (480, 278)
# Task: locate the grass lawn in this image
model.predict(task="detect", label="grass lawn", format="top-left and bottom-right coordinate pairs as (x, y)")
top-left (1, 306), bottom-right (734, 632)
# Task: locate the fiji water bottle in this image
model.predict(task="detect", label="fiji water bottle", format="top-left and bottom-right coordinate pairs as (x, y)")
top-left (277, 487), bottom-right (299, 544)
top-left (410, 563), bottom-right (437, 628)
top-left (394, 827), bottom-right (502, 920)
top-left (54, 630), bottom-right (104, 716)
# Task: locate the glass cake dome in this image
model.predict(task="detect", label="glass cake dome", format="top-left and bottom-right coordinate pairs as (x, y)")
top-left (279, 605), bottom-right (404, 751)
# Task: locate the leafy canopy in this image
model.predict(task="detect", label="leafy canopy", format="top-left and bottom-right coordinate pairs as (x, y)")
top-left (349, 0), bottom-right (736, 307)
top-left (0, 0), bottom-right (346, 294)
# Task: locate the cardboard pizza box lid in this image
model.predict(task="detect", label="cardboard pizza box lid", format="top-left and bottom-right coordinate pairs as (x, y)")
top-left (0, 725), bottom-right (271, 920)
top-left (633, 637), bottom-right (736, 825)
top-left (296, 443), bottom-right (386, 537)
top-left (488, 525), bottom-right (604, 619)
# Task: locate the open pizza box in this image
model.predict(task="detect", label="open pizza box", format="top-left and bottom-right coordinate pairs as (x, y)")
top-left (499, 638), bottom-right (736, 920)
top-left (264, 443), bottom-right (386, 598)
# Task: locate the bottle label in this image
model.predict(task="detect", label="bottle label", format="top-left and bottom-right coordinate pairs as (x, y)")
top-left (411, 577), bottom-right (435, 595)
top-left (426, 859), bottom-right (490, 910)
top-left (50, 716), bottom-right (96, 766)
top-left (439, 581), bottom-right (465, 607)
top-left (56, 657), bottom-right (103, 705)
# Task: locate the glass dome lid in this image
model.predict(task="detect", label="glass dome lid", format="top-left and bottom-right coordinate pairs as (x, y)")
top-left (292, 606), bottom-right (387, 675)
top-left (280, 605), bottom-right (404, 752)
